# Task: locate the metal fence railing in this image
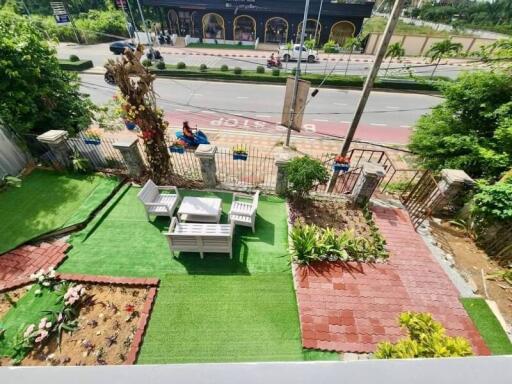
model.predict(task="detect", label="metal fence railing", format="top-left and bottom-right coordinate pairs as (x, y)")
top-left (215, 147), bottom-right (277, 190)
top-left (67, 134), bottom-right (128, 171)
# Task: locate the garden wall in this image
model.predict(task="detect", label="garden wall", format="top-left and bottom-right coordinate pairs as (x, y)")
top-left (0, 126), bottom-right (28, 178)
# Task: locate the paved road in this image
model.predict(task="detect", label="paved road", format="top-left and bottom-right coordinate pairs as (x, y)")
top-left (58, 42), bottom-right (479, 79)
top-left (79, 74), bottom-right (441, 145)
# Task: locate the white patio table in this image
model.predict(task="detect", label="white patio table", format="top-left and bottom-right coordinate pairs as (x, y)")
top-left (177, 197), bottom-right (222, 223)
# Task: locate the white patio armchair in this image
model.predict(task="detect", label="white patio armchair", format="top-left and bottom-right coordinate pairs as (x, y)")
top-left (228, 191), bottom-right (260, 233)
top-left (137, 179), bottom-right (180, 220)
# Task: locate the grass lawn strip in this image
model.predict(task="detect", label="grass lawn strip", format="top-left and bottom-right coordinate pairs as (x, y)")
top-left (0, 170), bottom-right (119, 254)
top-left (59, 185), bottom-right (337, 362)
top-left (461, 298), bottom-right (512, 355)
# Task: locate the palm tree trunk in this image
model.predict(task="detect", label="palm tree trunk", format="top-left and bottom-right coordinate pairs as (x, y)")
top-left (431, 57), bottom-right (441, 79)
top-left (384, 57), bottom-right (392, 77)
top-left (344, 47), bottom-right (353, 76)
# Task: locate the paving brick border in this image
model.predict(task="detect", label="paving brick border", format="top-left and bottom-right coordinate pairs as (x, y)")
top-left (54, 273), bottom-right (159, 365)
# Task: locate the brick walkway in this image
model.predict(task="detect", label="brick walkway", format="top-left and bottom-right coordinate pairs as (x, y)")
top-left (295, 206), bottom-right (490, 355)
top-left (0, 241), bottom-right (69, 292)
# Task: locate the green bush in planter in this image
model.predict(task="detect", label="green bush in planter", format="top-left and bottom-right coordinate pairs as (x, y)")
top-left (256, 65), bottom-right (265, 74)
top-left (155, 61), bottom-right (166, 70)
top-left (220, 64), bottom-right (229, 71)
top-left (272, 68), bottom-right (280, 76)
top-left (285, 156), bottom-right (329, 199)
top-left (142, 59), bottom-right (152, 67)
top-left (199, 63), bottom-right (208, 72)
top-left (176, 62), bottom-right (186, 69)
top-left (233, 67), bottom-right (242, 75)
top-left (69, 54), bottom-right (80, 62)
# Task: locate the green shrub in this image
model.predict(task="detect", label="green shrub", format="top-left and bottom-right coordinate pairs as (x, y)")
top-left (272, 68), bottom-right (280, 76)
top-left (199, 63), bottom-right (207, 72)
top-left (58, 59), bottom-right (94, 71)
top-left (291, 67), bottom-right (297, 76)
top-left (375, 312), bottom-right (473, 359)
top-left (176, 62), bottom-right (186, 69)
top-left (233, 67), bottom-right (242, 75)
top-left (155, 61), bottom-right (166, 70)
top-left (323, 40), bottom-right (339, 53)
top-left (472, 180), bottom-right (512, 223)
top-left (256, 65), bottom-right (265, 74)
top-left (220, 64), bottom-right (229, 71)
top-left (69, 54), bottom-right (80, 62)
top-left (285, 156), bottom-right (329, 199)
top-left (142, 59), bottom-right (152, 67)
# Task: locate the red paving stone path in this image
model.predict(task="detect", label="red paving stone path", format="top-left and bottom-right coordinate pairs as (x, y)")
top-left (0, 241), bottom-right (69, 292)
top-left (295, 206), bottom-right (490, 355)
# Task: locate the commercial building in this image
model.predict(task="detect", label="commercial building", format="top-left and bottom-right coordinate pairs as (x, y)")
top-left (142, 0), bottom-right (375, 45)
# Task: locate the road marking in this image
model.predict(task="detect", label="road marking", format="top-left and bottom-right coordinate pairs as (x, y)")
top-left (370, 123), bottom-right (387, 126)
top-left (333, 102), bottom-right (348, 106)
top-left (386, 106), bottom-right (400, 109)
top-left (256, 115), bottom-right (272, 118)
top-left (400, 125), bottom-right (411, 128)
top-left (201, 110), bottom-right (217, 114)
top-left (236, 96), bottom-right (249, 99)
top-left (191, 93), bottom-right (203, 97)
top-left (313, 119), bottom-right (329, 122)
top-left (340, 120), bottom-right (351, 124)
top-left (175, 108), bottom-right (190, 112)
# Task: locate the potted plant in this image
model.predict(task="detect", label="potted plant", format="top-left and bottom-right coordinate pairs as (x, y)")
top-left (83, 129), bottom-right (102, 145)
top-left (125, 120), bottom-right (137, 130)
top-left (169, 141), bottom-right (185, 154)
top-left (233, 146), bottom-right (248, 161)
top-left (333, 155), bottom-right (350, 172)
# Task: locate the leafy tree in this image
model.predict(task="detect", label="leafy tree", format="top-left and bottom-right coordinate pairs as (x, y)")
top-left (0, 10), bottom-right (94, 135)
top-left (425, 39), bottom-right (463, 78)
top-left (343, 36), bottom-right (363, 76)
top-left (477, 38), bottom-right (512, 73)
top-left (375, 312), bottom-right (473, 359)
top-left (409, 71), bottom-right (512, 180)
top-left (384, 42), bottom-right (405, 77)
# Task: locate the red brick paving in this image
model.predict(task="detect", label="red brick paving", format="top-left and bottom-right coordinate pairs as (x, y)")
top-left (0, 241), bottom-right (69, 292)
top-left (295, 206), bottom-right (490, 355)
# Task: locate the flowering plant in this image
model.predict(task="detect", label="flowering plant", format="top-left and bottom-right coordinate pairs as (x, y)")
top-left (233, 145), bottom-right (248, 155)
top-left (83, 128), bottom-right (102, 141)
top-left (30, 268), bottom-right (56, 288)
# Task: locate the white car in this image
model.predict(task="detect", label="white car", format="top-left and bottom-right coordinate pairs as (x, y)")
top-left (279, 44), bottom-right (318, 63)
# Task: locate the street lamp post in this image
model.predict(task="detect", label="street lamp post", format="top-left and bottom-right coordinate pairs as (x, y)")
top-left (135, 0), bottom-right (154, 55)
top-left (284, 0), bottom-right (310, 147)
top-left (326, 0), bottom-right (406, 192)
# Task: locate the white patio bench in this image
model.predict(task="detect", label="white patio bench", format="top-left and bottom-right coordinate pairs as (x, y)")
top-left (228, 191), bottom-right (260, 233)
top-left (137, 179), bottom-right (180, 220)
top-left (164, 217), bottom-right (235, 259)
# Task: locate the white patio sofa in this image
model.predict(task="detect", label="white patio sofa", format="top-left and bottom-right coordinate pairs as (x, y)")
top-left (164, 217), bottom-right (235, 259)
top-left (137, 179), bottom-right (180, 220)
top-left (228, 191), bottom-right (260, 233)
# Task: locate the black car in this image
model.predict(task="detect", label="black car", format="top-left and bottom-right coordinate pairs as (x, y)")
top-left (109, 41), bottom-right (136, 55)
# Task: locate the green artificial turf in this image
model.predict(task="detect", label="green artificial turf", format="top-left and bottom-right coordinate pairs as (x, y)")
top-left (59, 185), bottom-right (338, 363)
top-left (0, 286), bottom-right (64, 358)
top-left (461, 298), bottom-right (512, 355)
top-left (0, 169), bottom-right (119, 254)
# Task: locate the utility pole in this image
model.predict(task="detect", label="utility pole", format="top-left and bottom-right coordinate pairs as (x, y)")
top-left (119, 0), bottom-right (133, 41)
top-left (135, 0), bottom-right (154, 55)
top-left (326, 0), bottom-right (406, 192)
top-left (284, 0), bottom-right (310, 147)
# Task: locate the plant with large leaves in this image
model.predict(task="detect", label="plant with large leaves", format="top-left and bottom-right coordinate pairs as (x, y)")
top-left (384, 42), bottom-right (405, 77)
top-left (105, 45), bottom-right (173, 184)
top-left (425, 39), bottom-right (463, 78)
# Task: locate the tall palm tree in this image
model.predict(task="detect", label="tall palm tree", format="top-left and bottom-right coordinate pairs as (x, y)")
top-left (343, 36), bottom-right (362, 76)
top-left (384, 42), bottom-right (405, 77)
top-left (426, 39), bottom-right (463, 79)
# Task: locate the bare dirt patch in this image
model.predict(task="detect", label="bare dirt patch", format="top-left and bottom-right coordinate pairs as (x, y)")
top-left (18, 284), bottom-right (148, 366)
top-left (431, 222), bottom-right (512, 324)
top-left (0, 286), bottom-right (31, 318)
top-left (289, 198), bottom-right (372, 237)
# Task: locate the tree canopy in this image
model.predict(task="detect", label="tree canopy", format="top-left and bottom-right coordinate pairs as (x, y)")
top-left (0, 10), bottom-right (93, 135)
top-left (409, 71), bottom-right (512, 180)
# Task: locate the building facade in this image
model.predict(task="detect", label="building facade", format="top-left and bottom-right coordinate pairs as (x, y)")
top-left (142, 0), bottom-right (375, 45)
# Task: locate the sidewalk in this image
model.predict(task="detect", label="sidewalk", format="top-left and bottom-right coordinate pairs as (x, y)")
top-left (294, 206), bottom-right (490, 355)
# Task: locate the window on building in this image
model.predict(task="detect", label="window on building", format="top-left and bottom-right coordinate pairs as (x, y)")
top-left (202, 13), bottom-right (225, 39)
top-left (234, 15), bottom-right (256, 41)
top-left (264, 17), bottom-right (288, 43)
top-left (329, 21), bottom-right (355, 45)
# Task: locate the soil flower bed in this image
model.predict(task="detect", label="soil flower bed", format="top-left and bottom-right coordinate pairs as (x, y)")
top-left (0, 271), bottom-right (153, 366)
top-left (289, 199), bottom-right (388, 264)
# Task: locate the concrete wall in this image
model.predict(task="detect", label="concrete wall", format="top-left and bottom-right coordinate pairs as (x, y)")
top-left (0, 126), bottom-right (28, 178)
top-left (365, 32), bottom-right (497, 56)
